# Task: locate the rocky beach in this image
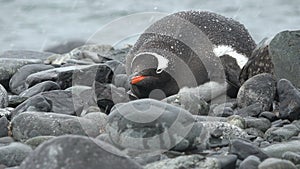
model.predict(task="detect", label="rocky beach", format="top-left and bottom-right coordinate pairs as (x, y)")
top-left (1, 9), bottom-right (300, 169)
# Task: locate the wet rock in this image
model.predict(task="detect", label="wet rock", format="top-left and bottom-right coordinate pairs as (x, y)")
top-left (0, 84), bottom-right (8, 108)
top-left (235, 103), bottom-right (264, 117)
top-left (0, 58), bottom-right (42, 89)
top-left (0, 142), bottom-right (32, 167)
top-left (9, 64), bottom-right (54, 94)
top-left (259, 111), bottom-right (278, 122)
top-left (144, 155), bottom-right (220, 169)
top-left (245, 117), bottom-right (271, 132)
top-left (13, 90), bottom-right (84, 117)
top-left (258, 158), bottom-right (297, 169)
top-left (162, 91), bottom-right (209, 115)
top-left (11, 111), bottom-right (107, 141)
top-left (19, 135), bottom-right (142, 169)
top-left (277, 79), bottom-right (300, 121)
top-left (95, 83), bottom-right (130, 114)
top-left (19, 81), bottom-right (60, 98)
top-left (237, 73), bottom-right (276, 111)
top-left (24, 136), bottom-right (56, 149)
top-left (26, 64), bottom-right (113, 89)
top-left (239, 155), bottom-right (261, 169)
top-left (262, 140), bottom-right (300, 158)
top-left (229, 139), bottom-right (268, 160)
top-left (0, 116), bottom-right (9, 137)
top-left (282, 151), bottom-right (300, 165)
top-left (269, 30), bottom-right (300, 89)
top-left (106, 99), bottom-right (204, 152)
top-left (264, 124), bottom-right (300, 142)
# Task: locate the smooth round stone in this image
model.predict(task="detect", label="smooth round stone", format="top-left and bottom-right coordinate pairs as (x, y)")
top-left (24, 136), bottom-right (56, 149)
top-left (144, 155), bottom-right (220, 169)
top-left (239, 155), bottom-right (261, 169)
top-left (162, 91), bottom-right (209, 115)
top-left (235, 103), bottom-right (264, 117)
top-left (0, 58), bottom-right (42, 89)
top-left (113, 74), bottom-right (130, 91)
top-left (8, 95), bottom-right (28, 107)
top-left (282, 151), bottom-right (300, 165)
top-left (9, 64), bottom-right (54, 94)
top-left (0, 142), bottom-right (32, 167)
top-left (237, 73), bottom-right (276, 111)
top-left (106, 99), bottom-right (203, 152)
top-left (210, 102), bottom-right (235, 117)
top-left (264, 124), bottom-right (299, 142)
top-left (269, 30), bottom-right (300, 89)
top-left (19, 81), bottom-right (60, 98)
top-left (13, 90), bottom-right (84, 117)
top-left (258, 158), bottom-right (297, 169)
top-left (262, 140), bottom-right (300, 158)
top-left (259, 111), bottom-right (278, 122)
top-left (277, 79), bottom-right (300, 121)
top-left (11, 111), bottom-right (107, 141)
top-left (0, 116), bottom-right (9, 137)
top-left (19, 135), bottom-right (142, 169)
top-left (0, 84), bottom-right (8, 108)
top-left (229, 138), bottom-right (269, 160)
top-left (245, 117), bottom-right (271, 132)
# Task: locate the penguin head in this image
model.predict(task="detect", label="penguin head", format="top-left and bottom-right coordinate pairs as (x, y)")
top-left (128, 52), bottom-right (179, 99)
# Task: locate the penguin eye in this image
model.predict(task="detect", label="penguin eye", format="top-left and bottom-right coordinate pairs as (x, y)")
top-left (156, 68), bottom-right (163, 74)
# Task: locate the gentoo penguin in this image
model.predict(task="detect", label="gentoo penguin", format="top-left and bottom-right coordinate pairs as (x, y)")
top-left (126, 11), bottom-right (256, 99)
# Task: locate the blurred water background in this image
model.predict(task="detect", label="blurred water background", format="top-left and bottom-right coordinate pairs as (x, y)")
top-left (0, 0), bottom-right (299, 53)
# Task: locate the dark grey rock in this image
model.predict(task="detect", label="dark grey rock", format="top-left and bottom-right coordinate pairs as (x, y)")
top-left (229, 138), bottom-right (269, 160)
top-left (144, 155), bottom-right (220, 169)
top-left (19, 81), bottom-right (60, 98)
top-left (262, 140), bottom-right (300, 158)
top-left (210, 102), bottom-right (235, 117)
top-left (259, 111), bottom-right (278, 122)
top-left (272, 119), bottom-right (291, 127)
top-left (162, 91), bottom-right (209, 115)
top-left (282, 151), bottom-right (300, 165)
top-left (13, 90), bottom-right (84, 117)
top-left (264, 124), bottom-right (300, 142)
top-left (0, 116), bottom-right (9, 137)
top-left (237, 73), bottom-right (276, 111)
top-left (258, 158), bottom-right (297, 169)
top-left (239, 38), bottom-right (273, 84)
top-left (9, 64), bottom-right (54, 94)
top-left (0, 59), bottom-right (42, 89)
top-left (269, 30), bottom-right (300, 89)
top-left (0, 142), bottom-right (32, 167)
top-left (239, 155), bottom-right (261, 169)
top-left (245, 117), bottom-right (271, 132)
top-left (95, 83), bottom-right (130, 114)
top-left (11, 111), bottom-right (107, 141)
top-left (8, 95), bottom-right (27, 107)
top-left (24, 136), bottom-right (56, 149)
top-left (236, 103), bottom-right (264, 117)
top-left (106, 99), bottom-right (204, 152)
top-left (19, 135), bottom-right (142, 169)
top-left (277, 79), bottom-right (300, 121)
top-left (216, 155), bottom-right (237, 169)
top-left (245, 127), bottom-right (265, 138)
top-left (0, 84), bottom-right (8, 108)
top-left (113, 74), bottom-right (130, 91)
top-left (25, 64), bottom-right (113, 89)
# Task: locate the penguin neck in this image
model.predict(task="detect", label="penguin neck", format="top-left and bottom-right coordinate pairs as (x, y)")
top-left (213, 45), bottom-right (248, 68)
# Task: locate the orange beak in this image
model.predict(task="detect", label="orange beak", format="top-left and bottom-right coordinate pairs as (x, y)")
top-left (131, 75), bottom-right (146, 84)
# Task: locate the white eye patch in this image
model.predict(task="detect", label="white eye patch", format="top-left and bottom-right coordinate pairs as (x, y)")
top-left (213, 45), bottom-right (248, 68)
top-left (133, 52), bottom-right (169, 74)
